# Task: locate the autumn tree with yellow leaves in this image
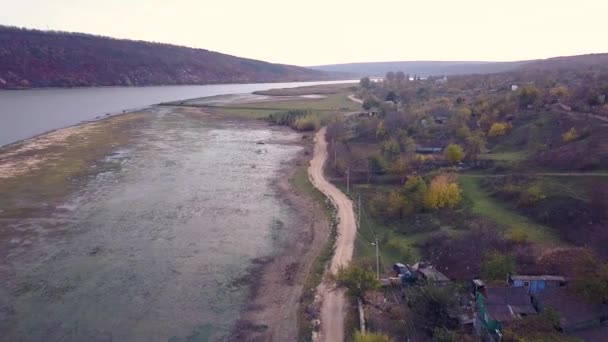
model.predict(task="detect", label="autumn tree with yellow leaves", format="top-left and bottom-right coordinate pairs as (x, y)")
top-left (424, 174), bottom-right (462, 209)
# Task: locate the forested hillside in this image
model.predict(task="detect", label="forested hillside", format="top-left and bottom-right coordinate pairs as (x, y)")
top-left (0, 26), bottom-right (335, 89)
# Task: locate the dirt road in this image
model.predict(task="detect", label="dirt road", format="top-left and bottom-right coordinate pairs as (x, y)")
top-left (348, 94), bottom-right (363, 104)
top-left (308, 127), bottom-right (357, 342)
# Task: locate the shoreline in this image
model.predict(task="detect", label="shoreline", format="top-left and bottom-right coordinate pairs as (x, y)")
top-left (230, 137), bottom-right (331, 341)
top-left (0, 79), bottom-right (355, 92)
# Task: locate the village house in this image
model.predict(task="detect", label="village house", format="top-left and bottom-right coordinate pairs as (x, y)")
top-left (473, 281), bottom-right (537, 339)
top-left (510, 84), bottom-right (519, 91)
top-left (533, 288), bottom-right (608, 333)
top-left (507, 274), bottom-right (567, 293)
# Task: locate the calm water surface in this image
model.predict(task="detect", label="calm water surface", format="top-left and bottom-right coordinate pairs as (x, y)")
top-left (0, 80), bottom-right (351, 146)
top-left (1, 106), bottom-right (304, 341)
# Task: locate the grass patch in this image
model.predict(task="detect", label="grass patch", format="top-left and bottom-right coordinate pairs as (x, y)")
top-left (204, 93), bottom-right (360, 120)
top-left (479, 151), bottom-right (528, 162)
top-left (459, 175), bottom-right (561, 246)
top-left (0, 113), bottom-right (146, 218)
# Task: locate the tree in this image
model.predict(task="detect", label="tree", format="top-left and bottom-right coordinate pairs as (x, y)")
top-left (387, 190), bottom-right (407, 219)
top-left (368, 154), bottom-right (387, 175)
top-left (385, 91), bottom-right (398, 103)
top-left (562, 127), bottom-right (578, 143)
top-left (407, 285), bottom-right (459, 334)
top-left (488, 122), bottom-right (509, 137)
top-left (403, 175), bottom-right (428, 212)
top-left (385, 71), bottom-right (396, 86)
top-left (481, 251), bottom-right (517, 281)
top-left (336, 265), bottom-right (381, 299)
top-left (376, 121), bottom-right (387, 139)
top-left (465, 133), bottom-right (486, 162)
top-left (424, 174), bottom-right (462, 209)
top-left (388, 157), bottom-right (409, 183)
top-left (395, 71), bottom-right (406, 86)
top-left (444, 144), bottom-right (464, 164)
top-left (363, 98), bottom-right (380, 111)
top-left (550, 85), bottom-right (570, 101)
top-left (353, 331), bottom-right (392, 342)
top-left (518, 84), bottom-right (541, 108)
top-left (359, 76), bottom-right (372, 89)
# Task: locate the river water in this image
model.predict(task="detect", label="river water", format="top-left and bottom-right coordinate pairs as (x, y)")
top-left (0, 80), bottom-right (350, 146)
top-left (0, 86), bottom-right (319, 340)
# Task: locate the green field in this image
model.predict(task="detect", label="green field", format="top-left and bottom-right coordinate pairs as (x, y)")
top-left (459, 175), bottom-right (561, 246)
top-left (207, 93), bottom-right (360, 119)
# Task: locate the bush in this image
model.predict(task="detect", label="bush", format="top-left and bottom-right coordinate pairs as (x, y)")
top-left (336, 265), bottom-right (380, 299)
top-left (481, 251), bottom-right (517, 281)
top-left (488, 122), bottom-right (509, 137)
top-left (444, 144), bottom-right (464, 164)
top-left (519, 185), bottom-right (546, 206)
top-left (294, 114), bottom-right (321, 131)
top-left (562, 127), bottom-right (578, 143)
top-left (353, 331), bottom-right (392, 342)
top-left (407, 285), bottom-right (459, 334)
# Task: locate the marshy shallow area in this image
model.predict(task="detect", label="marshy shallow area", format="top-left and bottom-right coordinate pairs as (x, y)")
top-left (0, 106), bottom-right (304, 341)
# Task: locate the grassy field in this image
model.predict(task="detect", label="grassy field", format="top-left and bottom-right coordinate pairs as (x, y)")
top-left (206, 93), bottom-right (360, 120)
top-left (459, 175), bottom-right (561, 246)
top-left (479, 151), bottom-right (528, 162)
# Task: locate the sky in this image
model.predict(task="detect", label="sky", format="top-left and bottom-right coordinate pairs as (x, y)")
top-left (1, 0), bottom-right (607, 66)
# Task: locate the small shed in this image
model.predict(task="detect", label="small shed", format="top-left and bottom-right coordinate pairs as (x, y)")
top-left (412, 262), bottom-right (450, 286)
top-left (508, 275), bottom-right (567, 293)
top-left (533, 288), bottom-right (608, 333)
top-left (510, 84), bottom-right (519, 92)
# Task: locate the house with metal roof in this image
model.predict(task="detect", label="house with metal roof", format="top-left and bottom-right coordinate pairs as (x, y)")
top-left (508, 274), bottom-right (567, 293)
top-left (475, 287), bottom-right (537, 338)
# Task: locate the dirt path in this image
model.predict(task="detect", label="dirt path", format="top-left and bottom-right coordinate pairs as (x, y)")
top-left (308, 127), bottom-right (357, 342)
top-left (348, 94), bottom-right (363, 104)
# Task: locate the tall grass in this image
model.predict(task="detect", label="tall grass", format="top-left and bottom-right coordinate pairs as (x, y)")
top-left (267, 109), bottom-right (327, 131)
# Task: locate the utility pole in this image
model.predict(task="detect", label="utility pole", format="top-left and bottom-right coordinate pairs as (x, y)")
top-left (346, 167), bottom-right (350, 195)
top-left (357, 195), bottom-right (361, 228)
top-left (333, 139), bottom-right (336, 165)
top-left (372, 237), bottom-right (379, 279)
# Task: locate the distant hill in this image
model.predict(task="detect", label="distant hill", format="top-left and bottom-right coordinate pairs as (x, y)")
top-left (310, 60), bottom-right (530, 77)
top-left (311, 53), bottom-right (608, 78)
top-left (519, 53), bottom-right (608, 71)
top-left (0, 26), bottom-right (339, 89)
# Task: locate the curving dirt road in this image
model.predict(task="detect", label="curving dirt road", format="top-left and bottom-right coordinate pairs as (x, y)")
top-left (308, 127), bottom-right (357, 342)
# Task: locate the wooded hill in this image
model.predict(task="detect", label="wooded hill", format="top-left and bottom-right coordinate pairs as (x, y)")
top-left (312, 53), bottom-right (608, 77)
top-left (0, 26), bottom-right (338, 89)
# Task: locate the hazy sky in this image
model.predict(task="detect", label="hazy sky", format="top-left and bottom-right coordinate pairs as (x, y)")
top-left (1, 0), bottom-right (607, 66)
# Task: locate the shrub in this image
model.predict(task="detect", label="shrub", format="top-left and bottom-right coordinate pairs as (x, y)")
top-left (336, 265), bottom-right (380, 299)
top-left (481, 251), bottom-right (517, 281)
top-left (424, 174), bottom-right (461, 209)
top-left (519, 185), bottom-right (546, 206)
top-left (488, 122), bottom-right (509, 137)
top-left (562, 127), bottom-right (578, 143)
top-left (293, 114), bottom-right (321, 131)
top-left (407, 285), bottom-right (459, 334)
top-left (353, 331), bottom-right (392, 342)
top-left (444, 144), bottom-right (464, 164)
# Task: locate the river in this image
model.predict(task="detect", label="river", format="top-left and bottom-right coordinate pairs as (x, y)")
top-left (0, 80), bottom-right (351, 146)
